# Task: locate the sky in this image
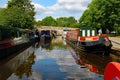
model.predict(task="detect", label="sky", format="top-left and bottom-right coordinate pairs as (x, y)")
top-left (0, 0), bottom-right (92, 21)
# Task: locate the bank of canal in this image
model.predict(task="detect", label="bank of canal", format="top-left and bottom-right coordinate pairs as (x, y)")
top-left (0, 36), bottom-right (120, 80)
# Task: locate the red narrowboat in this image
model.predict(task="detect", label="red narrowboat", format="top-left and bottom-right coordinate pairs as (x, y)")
top-left (66, 29), bottom-right (80, 44)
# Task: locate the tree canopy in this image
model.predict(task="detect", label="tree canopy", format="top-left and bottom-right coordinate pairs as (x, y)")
top-left (0, 0), bottom-right (35, 29)
top-left (79, 0), bottom-right (120, 32)
top-left (37, 16), bottom-right (79, 28)
top-left (40, 16), bottom-right (57, 26)
top-left (56, 16), bottom-right (80, 28)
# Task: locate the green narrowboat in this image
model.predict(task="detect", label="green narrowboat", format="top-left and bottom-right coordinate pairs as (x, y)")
top-left (77, 27), bottom-right (112, 55)
top-left (66, 27), bottom-right (112, 55)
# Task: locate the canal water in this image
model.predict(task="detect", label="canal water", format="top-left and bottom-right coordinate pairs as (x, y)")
top-left (0, 36), bottom-right (120, 80)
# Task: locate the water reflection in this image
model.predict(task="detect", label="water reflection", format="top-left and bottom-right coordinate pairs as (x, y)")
top-left (37, 37), bottom-right (67, 50)
top-left (33, 37), bottom-right (104, 80)
top-left (40, 39), bottom-right (51, 49)
top-left (0, 46), bottom-right (35, 80)
top-left (14, 53), bottom-right (35, 79)
top-left (51, 37), bottom-right (67, 49)
top-left (67, 45), bottom-right (110, 74)
top-left (66, 41), bottom-right (120, 75)
top-left (62, 38), bottom-right (66, 46)
top-left (1, 37), bottom-right (120, 80)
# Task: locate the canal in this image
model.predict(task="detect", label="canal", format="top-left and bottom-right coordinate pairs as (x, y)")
top-left (0, 36), bottom-right (120, 80)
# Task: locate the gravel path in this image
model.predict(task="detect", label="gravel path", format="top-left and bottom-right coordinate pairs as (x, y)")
top-left (109, 37), bottom-right (120, 49)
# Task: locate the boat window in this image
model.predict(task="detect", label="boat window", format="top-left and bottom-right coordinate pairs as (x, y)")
top-left (46, 30), bottom-right (50, 35)
top-left (82, 30), bottom-right (85, 37)
top-left (41, 30), bottom-right (46, 35)
top-left (92, 30), bottom-right (95, 36)
top-left (87, 30), bottom-right (90, 36)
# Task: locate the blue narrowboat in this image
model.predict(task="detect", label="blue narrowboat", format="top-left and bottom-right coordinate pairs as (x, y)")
top-left (40, 30), bottom-right (51, 40)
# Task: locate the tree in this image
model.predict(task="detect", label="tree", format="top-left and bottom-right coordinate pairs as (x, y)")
top-left (56, 17), bottom-right (68, 27)
top-left (35, 20), bottom-right (41, 26)
top-left (7, 0), bottom-right (35, 18)
top-left (36, 16), bottom-right (79, 28)
top-left (56, 17), bottom-right (78, 27)
top-left (40, 16), bottom-right (57, 26)
top-left (79, 9), bottom-right (92, 27)
top-left (0, 0), bottom-right (35, 29)
top-left (79, 0), bottom-right (120, 32)
top-left (67, 16), bottom-right (79, 28)
top-left (0, 8), bottom-right (7, 26)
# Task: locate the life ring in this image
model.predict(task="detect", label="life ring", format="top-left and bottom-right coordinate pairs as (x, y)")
top-left (104, 62), bottom-right (120, 80)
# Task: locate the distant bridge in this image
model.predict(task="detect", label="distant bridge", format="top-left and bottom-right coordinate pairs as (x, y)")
top-left (36, 26), bottom-right (79, 35)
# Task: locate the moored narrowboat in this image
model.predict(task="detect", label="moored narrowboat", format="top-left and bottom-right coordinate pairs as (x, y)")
top-left (40, 30), bottom-right (51, 40)
top-left (0, 26), bottom-right (37, 58)
top-left (66, 29), bottom-right (79, 44)
top-left (66, 27), bottom-right (112, 55)
top-left (62, 29), bottom-right (70, 39)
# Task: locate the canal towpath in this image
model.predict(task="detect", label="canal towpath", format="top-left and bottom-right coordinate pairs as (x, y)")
top-left (109, 37), bottom-right (120, 50)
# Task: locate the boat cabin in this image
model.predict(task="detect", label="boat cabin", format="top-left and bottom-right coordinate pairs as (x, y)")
top-left (78, 27), bottom-right (99, 42)
top-left (40, 30), bottom-right (51, 40)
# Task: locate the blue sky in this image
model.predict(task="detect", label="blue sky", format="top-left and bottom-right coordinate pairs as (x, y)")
top-left (33, 0), bottom-right (57, 6)
top-left (0, 0), bottom-right (92, 21)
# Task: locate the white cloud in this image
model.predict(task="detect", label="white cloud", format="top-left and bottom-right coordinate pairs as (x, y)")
top-left (51, 0), bottom-right (91, 11)
top-left (32, 0), bottom-right (92, 20)
top-left (33, 3), bottom-right (55, 15)
top-left (44, 11), bottom-right (54, 14)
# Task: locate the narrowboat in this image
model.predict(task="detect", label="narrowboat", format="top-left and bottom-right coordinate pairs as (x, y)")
top-left (66, 27), bottom-right (112, 55)
top-left (62, 29), bottom-right (70, 39)
top-left (0, 26), bottom-right (37, 58)
top-left (29, 29), bottom-right (40, 42)
top-left (66, 28), bottom-right (80, 44)
top-left (40, 30), bottom-right (51, 40)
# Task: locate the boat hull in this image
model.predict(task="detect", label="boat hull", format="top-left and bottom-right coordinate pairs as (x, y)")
top-left (0, 41), bottom-right (34, 59)
top-left (77, 40), bottom-right (112, 55)
top-left (66, 37), bottom-right (112, 55)
top-left (78, 41), bottom-right (112, 51)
